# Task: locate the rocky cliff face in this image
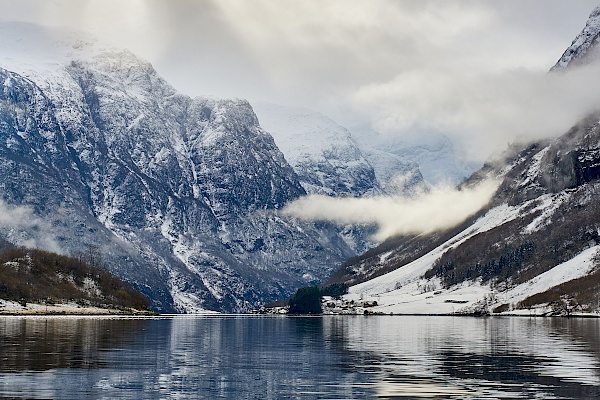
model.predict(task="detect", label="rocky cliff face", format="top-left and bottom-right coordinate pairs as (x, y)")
top-left (0, 24), bottom-right (354, 313)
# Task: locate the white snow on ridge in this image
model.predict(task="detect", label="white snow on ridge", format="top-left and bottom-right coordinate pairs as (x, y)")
top-left (253, 102), bottom-right (355, 165)
top-left (253, 102), bottom-right (379, 197)
top-left (553, 6), bottom-right (600, 70)
top-left (495, 245), bottom-right (599, 309)
top-left (0, 21), bottom-right (109, 75)
top-left (348, 202), bottom-right (525, 297)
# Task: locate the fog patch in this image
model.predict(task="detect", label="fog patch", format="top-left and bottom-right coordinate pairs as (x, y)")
top-left (283, 179), bottom-right (500, 241)
top-left (0, 200), bottom-right (63, 254)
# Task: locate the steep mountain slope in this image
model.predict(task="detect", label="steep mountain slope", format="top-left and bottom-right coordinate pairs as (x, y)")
top-left (552, 6), bottom-right (600, 71)
top-left (0, 245), bottom-right (151, 313)
top-left (0, 22), bottom-right (355, 313)
top-left (331, 114), bottom-right (600, 316)
top-left (328, 9), bottom-right (600, 316)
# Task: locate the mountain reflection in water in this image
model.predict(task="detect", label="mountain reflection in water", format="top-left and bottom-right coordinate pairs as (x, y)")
top-left (0, 317), bottom-right (150, 371)
top-left (0, 315), bottom-right (598, 399)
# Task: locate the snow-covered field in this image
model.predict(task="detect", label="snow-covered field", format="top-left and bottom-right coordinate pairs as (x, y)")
top-left (0, 300), bottom-right (155, 315)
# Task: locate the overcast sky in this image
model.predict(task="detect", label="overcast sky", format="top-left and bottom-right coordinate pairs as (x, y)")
top-left (2, 0), bottom-right (600, 161)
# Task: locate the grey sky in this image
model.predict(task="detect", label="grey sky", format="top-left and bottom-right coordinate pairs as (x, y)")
top-left (2, 0), bottom-right (599, 160)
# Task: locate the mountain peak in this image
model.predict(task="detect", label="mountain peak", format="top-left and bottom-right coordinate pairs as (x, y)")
top-left (551, 6), bottom-right (600, 71)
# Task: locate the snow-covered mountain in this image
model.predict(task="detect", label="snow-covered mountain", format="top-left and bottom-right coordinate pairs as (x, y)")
top-left (253, 101), bottom-right (475, 198)
top-left (330, 112), bottom-right (600, 316)
top-left (254, 101), bottom-right (469, 195)
top-left (0, 22), bottom-right (356, 313)
top-left (254, 103), bottom-right (393, 254)
top-left (253, 102), bottom-right (384, 197)
top-left (327, 9), bottom-right (600, 316)
top-left (351, 125), bottom-right (478, 188)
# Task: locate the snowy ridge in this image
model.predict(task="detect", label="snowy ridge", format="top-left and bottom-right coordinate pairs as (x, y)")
top-left (552, 6), bottom-right (600, 70)
top-left (253, 102), bottom-right (381, 197)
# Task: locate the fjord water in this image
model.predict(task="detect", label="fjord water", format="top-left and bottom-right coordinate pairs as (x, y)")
top-left (0, 316), bottom-right (599, 399)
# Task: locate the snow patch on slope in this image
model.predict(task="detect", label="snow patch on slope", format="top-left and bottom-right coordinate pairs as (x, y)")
top-left (522, 192), bottom-right (571, 234)
top-left (495, 245), bottom-right (599, 309)
top-left (346, 193), bottom-right (599, 315)
top-left (348, 202), bottom-right (526, 297)
top-left (519, 145), bottom-right (550, 188)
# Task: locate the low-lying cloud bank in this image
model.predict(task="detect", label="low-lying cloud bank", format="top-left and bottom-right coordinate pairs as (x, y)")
top-left (283, 180), bottom-right (500, 241)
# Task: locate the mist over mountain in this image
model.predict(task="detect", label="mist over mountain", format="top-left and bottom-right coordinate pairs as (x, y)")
top-left (253, 102), bottom-right (383, 197)
top-left (324, 7), bottom-right (600, 316)
top-left (350, 125), bottom-right (478, 188)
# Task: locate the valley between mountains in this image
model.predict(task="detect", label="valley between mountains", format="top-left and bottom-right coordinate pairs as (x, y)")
top-left (1, 7), bottom-right (600, 316)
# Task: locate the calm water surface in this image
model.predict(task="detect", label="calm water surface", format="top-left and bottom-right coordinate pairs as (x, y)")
top-left (0, 315), bottom-right (599, 399)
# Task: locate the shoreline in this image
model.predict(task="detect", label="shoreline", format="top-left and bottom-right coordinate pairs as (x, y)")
top-left (0, 299), bottom-right (156, 316)
top-left (0, 311), bottom-right (597, 318)
top-left (2, 297), bottom-right (598, 318)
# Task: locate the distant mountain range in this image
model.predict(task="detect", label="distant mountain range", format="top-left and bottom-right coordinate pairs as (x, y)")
top-left (327, 7), bottom-right (600, 316)
top-left (254, 102), bottom-right (476, 195)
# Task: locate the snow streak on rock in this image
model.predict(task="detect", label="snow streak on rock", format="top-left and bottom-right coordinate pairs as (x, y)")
top-left (0, 22), bottom-right (356, 313)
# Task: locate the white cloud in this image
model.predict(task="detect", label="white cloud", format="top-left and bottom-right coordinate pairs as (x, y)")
top-left (352, 63), bottom-right (600, 161)
top-left (283, 179), bottom-right (500, 241)
top-left (0, 200), bottom-right (63, 253)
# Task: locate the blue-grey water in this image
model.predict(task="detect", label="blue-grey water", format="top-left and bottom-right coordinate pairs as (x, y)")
top-left (0, 315), bottom-right (599, 399)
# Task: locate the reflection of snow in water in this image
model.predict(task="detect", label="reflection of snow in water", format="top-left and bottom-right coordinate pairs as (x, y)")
top-left (325, 316), bottom-right (600, 398)
top-left (0, 316), bottom-right (599, 399)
